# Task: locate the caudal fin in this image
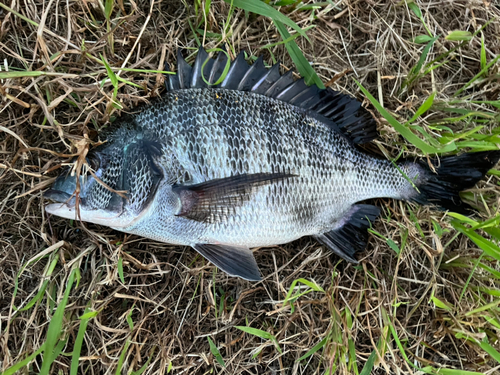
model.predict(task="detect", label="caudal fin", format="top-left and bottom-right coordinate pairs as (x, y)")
top-left (409, 151), bottom-right (500, 214)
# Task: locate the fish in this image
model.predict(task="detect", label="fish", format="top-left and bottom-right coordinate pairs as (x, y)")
top-left (45, 47), bottom-right (500, 281)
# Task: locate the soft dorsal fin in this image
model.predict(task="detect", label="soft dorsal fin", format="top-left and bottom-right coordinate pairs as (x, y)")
top-left (165, 47), bottom-right (378, 144)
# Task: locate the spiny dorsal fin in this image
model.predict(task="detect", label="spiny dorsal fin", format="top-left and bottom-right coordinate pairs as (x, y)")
top-left (220, 51), bottom-right (247, 89)
top-left (177, 49), bottom-right (192, 89)
top-left (165, 47), bottom-right (378, 144)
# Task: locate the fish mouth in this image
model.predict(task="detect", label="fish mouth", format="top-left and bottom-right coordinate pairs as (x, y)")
top-left (44, 190), bottom-right (87, 221)
top-left (44, 188), bottom-right (132, 227)
top-left (44, 189), bottom-right (77, 208)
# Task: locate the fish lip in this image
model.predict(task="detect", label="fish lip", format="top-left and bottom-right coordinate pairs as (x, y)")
top-left (44, 189), bottom-right (77, 208)
top-left (45, 199), bottom-right (131, 228)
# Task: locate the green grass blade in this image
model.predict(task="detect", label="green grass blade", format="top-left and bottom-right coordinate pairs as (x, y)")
top-left (235, 326), bottom-right (282, 354)
top-left (479, 337), bottom-right (500, 364)
top-left (130, 348), bottom-right (156, 375)
top-left (355, 79), bottom-right (454, 154)
top-left (282, 278), bottom-right (325, 312)
top-left (0, 70), bottom-right (77, 79)
top-left (211, 49), bottom-right (231, 85)
top-left (224, 0), bottom-right (309, 41)
top-left (480, 32), bottom-right (487, 72)
top-left (414, 35), bottom-right (433, 44)
top-left (445, 30), bottom-right (473, 41)
top-left (118, 257), bottom-right (125, 284)
top-left (424, 368), bottom-right (488, 375)
top-left (260, 25), bottom-right (314, 50)
top-left (274, 20), bottom-right (324, 88)
top-left (115, 340), bottom-right (131, 375)
top-left (386, 238), bottom-right (401, 255)
top-left (283, 278), bottom-right (324, 305)
top-left (126, 307), bottom-right (134, 330)
top-left (359, 346), bottom-right (377, 375)
top-left (483, 315), bottom-right (500, 330)
top-left (2, 344), bottom-right (46, 375)
top-left (0, 2), bottom-right (39, 26)
top-left (115, 75), bottom-right (143, 89)
top-left (407, 2), bottom-right (432, 36)
top-left (459, 254), bottom-right (483, 303)
top-left (465, 299), bottom-right (500, 317)
top-left (447, 212), bottom-right (478, 225)
top-left (400, 35), bottom-right (439, 92)
top-left (413, 36), bottom-right (439, 74)
top-left (297, 336), bottom-right (328, 361)
top-left (16, 280), bottom-right (48, 311)
top-left (105, 0), bottom-right (114, 20)
top-left (52, 339), bottom-right (68, 366)
top-left (201, 48), bottom-right (231, 86)
top-left (382, 308), bottom-right (420, 370)
top-left (204, 0), bottom-right (212, 21)
top-left (101, 54), bottom-right (118, 88)
top-left (452, 221), bottom-right (500, 262)
top-left (235, 326), bottom-right (273, 340)
top-left (79, 309), bottom-right (100, 320)
top-left (470, 215), bottom-right (500, 231)
top-left (70, 308), bottom-right (94, 375)
top-left (17, 254), bottom-right (59, 312)
top-left (207, 337), bottom-right (226, 367)
top-left (430, 296), bottom-right (452, 311)
top-left (454, 53), bottom-right (500, 97)
top-left (348, 337), bottom-right (359, 375)
top-left (113, 67), bottom-right (173, 74)
top-left (478, 262), bottom-right (500, 279)
top-left (408, 91), bottom-right (436, 123)
top-left (40, 268), bottom-right (77, 375)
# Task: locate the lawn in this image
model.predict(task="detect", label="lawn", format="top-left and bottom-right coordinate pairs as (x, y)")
top-left (1, 0), bottom-right (500, 374)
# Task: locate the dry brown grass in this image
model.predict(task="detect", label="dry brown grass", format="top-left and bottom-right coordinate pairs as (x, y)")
top-left (1, 0), bottom-right (500, 374)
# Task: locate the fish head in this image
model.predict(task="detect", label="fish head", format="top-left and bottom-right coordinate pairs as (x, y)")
top-left (45, 140), bottom-right (164, 228)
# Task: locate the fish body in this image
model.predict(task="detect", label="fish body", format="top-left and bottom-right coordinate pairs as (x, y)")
top-left (46, 48), bottom-right (500, 280)
top-left (125, 88), bottom-right (410, 246)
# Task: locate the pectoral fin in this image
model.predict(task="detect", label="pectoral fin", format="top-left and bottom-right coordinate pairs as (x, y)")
top-left (314, 204), bottom-right (380, 263)
top-left (174, 172), bottom-right (296, 223)
top-left (194, 243), bottom-right (261, 281)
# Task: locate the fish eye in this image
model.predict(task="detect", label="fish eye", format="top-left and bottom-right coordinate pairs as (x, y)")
top-left (86, 154), bottom-right (100, 171)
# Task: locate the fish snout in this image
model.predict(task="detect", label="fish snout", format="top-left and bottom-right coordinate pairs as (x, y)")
top-left (44, 189), bottom-right (77, 207)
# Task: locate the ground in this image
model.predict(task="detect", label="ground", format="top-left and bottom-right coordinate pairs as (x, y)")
top-left (1, 0), bottom-right (500, 374)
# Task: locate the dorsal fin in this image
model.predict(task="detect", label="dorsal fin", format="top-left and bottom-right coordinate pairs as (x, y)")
top-left (220, 51), bottom-right (247, 89)
top-left (177, 49), bottom-right (192, 89)
top-left (190, 48), bottom-right (211, 88)
top-left (238, 56), bottom-right (266, 91)
top-left (165, 47), bottom-right (378, 144)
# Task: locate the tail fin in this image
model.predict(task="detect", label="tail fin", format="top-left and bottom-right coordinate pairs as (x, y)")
top-left (410, 151), bottom-right (500, 215)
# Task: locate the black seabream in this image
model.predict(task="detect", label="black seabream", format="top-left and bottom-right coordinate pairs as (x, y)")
top-left (45, 47), bottom-right (500, 281)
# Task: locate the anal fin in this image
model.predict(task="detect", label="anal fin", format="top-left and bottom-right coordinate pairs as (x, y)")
top-left (314, 204), bottom-right (380, 263)
top-left (193, 243), bottom-right (262, 281)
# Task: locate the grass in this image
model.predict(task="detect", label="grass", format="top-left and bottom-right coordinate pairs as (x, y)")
top-left (1, 0), bottom-right (500, 374)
